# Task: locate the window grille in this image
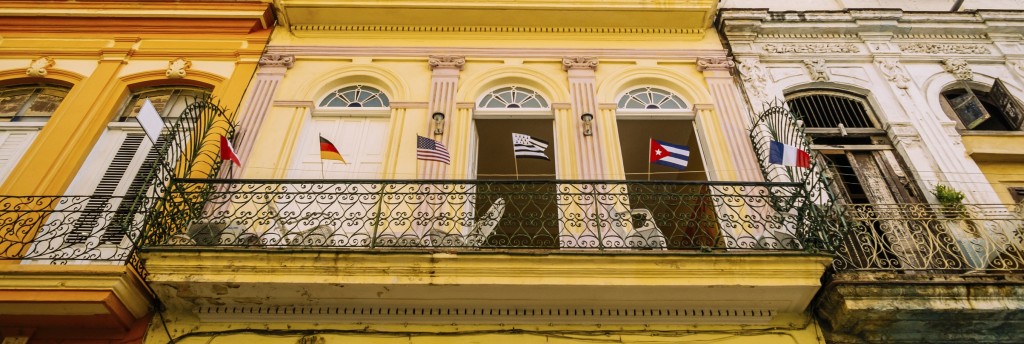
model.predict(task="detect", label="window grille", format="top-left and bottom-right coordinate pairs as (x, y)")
top-left (319, 85), bottom-right (390, 108)
top-left (478, 86), bottom-right (549, 109)
top-left (617, 87), bottom-right (687, 110)
top-left (786, 92), bottom-right (876, 129)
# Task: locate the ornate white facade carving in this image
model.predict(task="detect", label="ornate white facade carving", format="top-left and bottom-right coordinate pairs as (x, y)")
top-left (898, 43), bottom-right (990, 55)
top-left (802, 59), bottom-right (829, 81)
top-left (875, 58), bottom-right (911, 89)
top-left (259, 54), bottom-right (295, 68)
top-left (762, 43), bottom-right (860, 54)
top-left (166, 57), bottom-right (192, 79)
top-left (26, 56), bottom-right (54, 77)
top-left (1010, 60), bottom-right (1024, 79)
top-left (561, 56), bottom-right (598, 71)
top-left (941, 58), bottom-right (973, 81)
top-left (696, 56), bottom-right (735, 72)
top-left (737, 58), bottom-right (770, 100)
top-left (428, 55), bottom-right (466, 70)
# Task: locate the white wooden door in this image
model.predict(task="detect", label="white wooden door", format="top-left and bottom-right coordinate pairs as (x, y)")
top-left (291, 117), bottom-right (387, 179)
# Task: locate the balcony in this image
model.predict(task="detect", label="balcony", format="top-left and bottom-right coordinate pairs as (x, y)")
top-left (139, 179), bottom-right (833, 327)
top-left (820, 203), bottom-right (1024, 344)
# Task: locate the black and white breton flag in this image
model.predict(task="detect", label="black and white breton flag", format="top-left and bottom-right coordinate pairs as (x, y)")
top-left (512, 133), bottom-right (550, 160)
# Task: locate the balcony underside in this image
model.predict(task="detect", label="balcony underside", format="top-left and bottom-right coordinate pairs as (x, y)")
top-left (143, 249), bottom-right (831, 325)
top-left (817, 271), bottom-right (1024, 344)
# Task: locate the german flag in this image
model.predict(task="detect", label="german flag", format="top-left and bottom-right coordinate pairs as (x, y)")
top-left (319, 136), bottom-right (346, 163)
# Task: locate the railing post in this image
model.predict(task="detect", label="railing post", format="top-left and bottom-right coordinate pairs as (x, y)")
top-left (368, 181), bottom-right (386, 249)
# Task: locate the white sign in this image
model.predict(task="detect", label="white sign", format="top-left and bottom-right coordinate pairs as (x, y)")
top-left (136, 98), bottom-right (165, 144)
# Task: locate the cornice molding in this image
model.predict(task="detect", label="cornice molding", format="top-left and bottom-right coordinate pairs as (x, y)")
top-left (290, 25), bottom-right (704, 36)
top-left (265, 46), bottom-right (728, 60)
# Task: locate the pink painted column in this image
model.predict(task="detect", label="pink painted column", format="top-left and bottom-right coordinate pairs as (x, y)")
top-left (563, 57), bottom-right (604, 180)
top-left (697, 57), bottom-right (762, 182)
top-left (421, 55), bottom-right (464, 179)
top-left (235, 54), bottom-right (293, 167)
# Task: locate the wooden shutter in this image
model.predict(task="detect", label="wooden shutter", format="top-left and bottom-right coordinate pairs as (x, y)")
top-left (67, 133), bottom-right (146, 244)
top-left (990, 79), bottom-right (1024, 130)
top-left (0, 130), bottom-right (36, 183)
top-left (949, 86), bottom-right (991, 129)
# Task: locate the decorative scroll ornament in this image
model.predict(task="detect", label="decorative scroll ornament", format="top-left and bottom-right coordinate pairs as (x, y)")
top-left (737, 58), bottom-right (770, 100)
top-left (898, 43), bottom-right (990, 55)
top-left (428, 55), bottom-right (466, 70)
top-left (696, 56), bottom-right (735, 72)
top-left (562, 56), bottom-right (598, 71)
top-left (876, 58), bottom-right (911, 89)
top-left (297, 335), bottom-right (325, 344)
top-left (1010, 60), bottom-right (1024, 79)
top-left (802, 59), bottom-right (830, 81)
top-left (259, 54), bottom-right (295, 69)
top-left (942, 58), bottom-right (973, 81)
top-left (762, 43), bottom-right (860, 54)
top-left (166, 57), bottom-right (192, 79)
top-left (26, 56), bottom-right (55, 77)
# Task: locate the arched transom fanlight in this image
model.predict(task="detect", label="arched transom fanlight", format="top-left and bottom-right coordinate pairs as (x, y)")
top-left (478, 86), bottom-right (549, 109)
top-left (319, 85), bottom-right (390, 108)
top-left (617, 87), bottom-right (688, 110)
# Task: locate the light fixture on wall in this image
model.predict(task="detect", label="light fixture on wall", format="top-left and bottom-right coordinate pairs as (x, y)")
top-left (432, 112), bottom-right (445, 135)
top-left (580, 113), bottom-right (594, 136)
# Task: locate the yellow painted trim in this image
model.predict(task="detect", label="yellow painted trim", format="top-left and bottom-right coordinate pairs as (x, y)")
top-left (289, 63), bottom-right (412, 102)
top-left (457, 65), bottom-right (569, 104)
top-left (596, 66), bottom-right (713, 105)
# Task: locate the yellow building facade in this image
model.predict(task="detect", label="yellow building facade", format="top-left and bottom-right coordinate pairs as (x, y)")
top-left (140, 1), bottom-right (833, 344)
top-left (0, 1), bottom-right (272, 342)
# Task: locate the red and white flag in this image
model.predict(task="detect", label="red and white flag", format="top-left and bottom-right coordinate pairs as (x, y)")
top-left (220, 135), bottom-right (241, 167)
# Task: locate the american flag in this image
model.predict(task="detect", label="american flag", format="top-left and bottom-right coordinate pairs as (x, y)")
top-left (417, 135), bottom-right (450, 165)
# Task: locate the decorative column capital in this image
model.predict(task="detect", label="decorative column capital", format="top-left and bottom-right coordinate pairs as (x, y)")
top-left (942, 58), bottom-right (973, 81)
top-left (259, 54), bottom-right (295, 69)
top-left (26, 56), bottom-right (55, 77)
top-left (696, 56), bottom-right (735, 72)
top-left (428, 55), bottom-right (466, 70)
top-left (562, 56), bottom-right (598, 71)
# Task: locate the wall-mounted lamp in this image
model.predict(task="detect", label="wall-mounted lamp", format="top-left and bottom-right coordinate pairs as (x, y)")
top-left (432, 112), bottom-right (445, 135)
top-left (580, 113), bottom-right (594, 136)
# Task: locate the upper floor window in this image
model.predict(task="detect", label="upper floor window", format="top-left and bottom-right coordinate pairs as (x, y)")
top-left (319, 85), bottom-right (390, 108)
top-left (617, 87), bottom-right (687, 110)
top-left (941, 79), bottom-right (1024, 131)
top-left (0, 84), bottom-right (71, 122)
top-left (478, 86), bottom-right (549, 109)
top-left (115, 86), bottom-right (211, 122)
top-left (787, 91), bottom-right (878, 130)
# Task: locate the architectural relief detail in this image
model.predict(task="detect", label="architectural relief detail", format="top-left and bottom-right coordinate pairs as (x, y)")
top-left (166, 57), bottom-right (192, 79)
top-left (562, 56), bottom-right (598, 71)
top-left (25, 56), bottom-right (55, 77)
top-left (737, 58), bottom-right (770, 100)
top-left (802, 59), bottom-right (829, 81)
top-left (762, 43), bottom-right (860, 54)
top-left (696, 56), bottom-right (735, 72)
top-left (942, 58), bottom-right (973, 81)
top-left (875, 58), bottom-right (911, 89)
top-left (898, 43), bottom-right (990, 55)
top-left (297, 335), bottom-right (325, 344)
top-left (427, 55), bottom-right (466, 70)
top-left (1010, 60), bottom-right (1024, 79)
top-left (259, 54), bottom-right (295, 68)
top-left (886, 122), bottom-right (922, 146)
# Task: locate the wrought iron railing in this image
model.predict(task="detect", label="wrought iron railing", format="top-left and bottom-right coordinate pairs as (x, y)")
top-left (142, 179), bottom-right (824, 251)
top-left (832, 203), bottom-right (1024, 272)
top-left (0, 195), bottom-right (148, 267)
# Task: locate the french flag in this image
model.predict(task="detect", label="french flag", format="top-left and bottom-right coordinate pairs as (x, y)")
top-left (768, 140), bottom-right (810, 168)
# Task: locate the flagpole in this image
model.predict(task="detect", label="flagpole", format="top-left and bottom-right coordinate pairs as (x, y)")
top-left (647, 137), bottom-right (652, 181)
top-left (513, 156), bottom-right (520, 180)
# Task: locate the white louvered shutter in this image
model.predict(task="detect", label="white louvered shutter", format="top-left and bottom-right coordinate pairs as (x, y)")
top-left (0, 130), bottom-right (38, 184)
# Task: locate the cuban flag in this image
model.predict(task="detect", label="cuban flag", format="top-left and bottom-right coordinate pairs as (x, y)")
top-left (768, 140), bottom-right (811, 168)
top-left (649, 139), bottom-right (689, 171)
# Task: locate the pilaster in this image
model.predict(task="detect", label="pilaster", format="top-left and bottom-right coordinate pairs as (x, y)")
top-left (562, 56), bottom-right (604, 179)
top-left (422, 55), bottom-right (464, 179)
top-left (697, 56), bottom-right (761, 182)
top-left (235, 54), bottom-right (293, 169)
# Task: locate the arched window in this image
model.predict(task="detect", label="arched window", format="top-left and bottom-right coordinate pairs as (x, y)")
top-left (291, 84), bottom-right (392, 179)
top-left (615, 87), bottom-right (702, 181)
top-left (617, 87), bottom-right (687, 110)
top-left (318, 85), bottom-right (390, 108)
top-left (0, 84), bottom-right (71, 183)
top-left (785, 90), bottom-right (921, 205)
top-left (940, 80), bottom-right (1023, 131)
top-left (64, 85), bottom-right (213, 246)
top-left (478, 86), bottom-right (549, 109)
